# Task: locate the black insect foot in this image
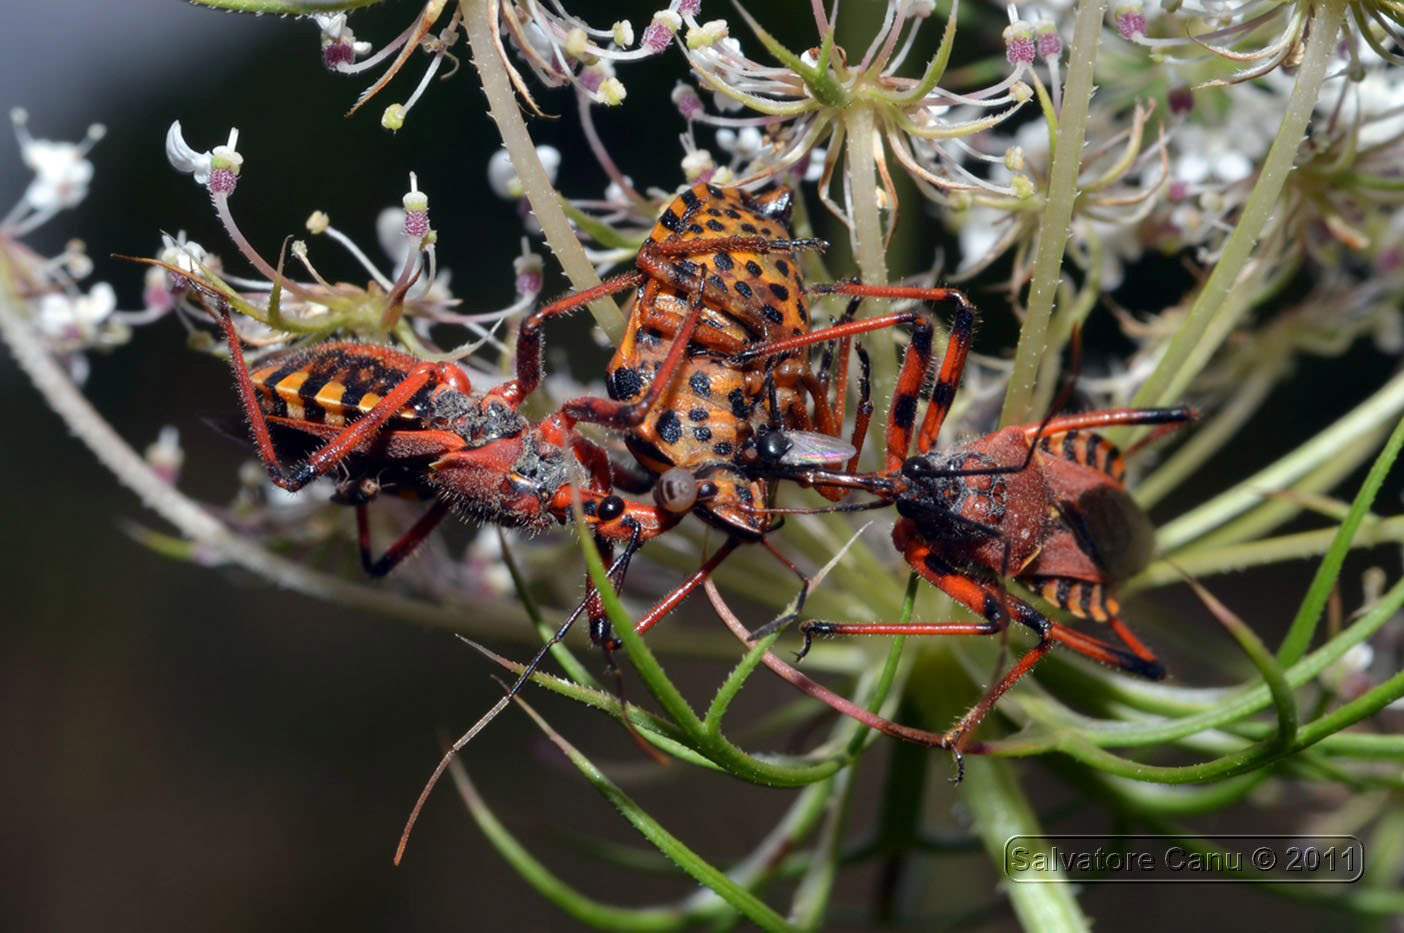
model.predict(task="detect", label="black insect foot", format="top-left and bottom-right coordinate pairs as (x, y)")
top-left (947, 747), bottom-right (966, 784)
top-left (793, 622), bottom-right (824, 662)
top-left (747, 611), bottom-right (796, 643)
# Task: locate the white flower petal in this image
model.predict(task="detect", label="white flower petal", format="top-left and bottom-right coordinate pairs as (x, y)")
top-left (165, 120), bottom-right (212, 184)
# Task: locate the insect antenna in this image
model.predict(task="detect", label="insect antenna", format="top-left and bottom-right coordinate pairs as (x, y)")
top-left (393, 540), bottom-right (638, 866)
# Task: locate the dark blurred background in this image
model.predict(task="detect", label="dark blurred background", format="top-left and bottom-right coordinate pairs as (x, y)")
top-left (1, 2), bottom-right (1397, 930)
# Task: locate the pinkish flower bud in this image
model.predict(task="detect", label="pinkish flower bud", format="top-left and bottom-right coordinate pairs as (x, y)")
top-left (144, 427), bottom-right (184, 486)
top-left (403, 177), bottom-right (430, 239)
top-left (578, 66), bottom-right (604, 93)
top-left (403, 210), bottom-right (429, 239)
top-left (323, 41), bottom-right (357, 69)
top-left (678, 0), bottom-right (701, 15)
top-left (1114, 4), bottom-right (1147, 39)
top-left (208, 166), bottom-right (238, 195)
top-left (1035, 21), bottom-right (1061, 59)
top-left (1003, 23), bottom-right (1036, 66)
top-left (671, 82), bottom-right (703, 121)
top-left (642, 11), bottom-right (681, 54)
top-left (514, 251), bottom-right (543, 296)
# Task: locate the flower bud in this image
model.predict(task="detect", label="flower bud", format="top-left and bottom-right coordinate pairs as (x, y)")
top-left (687, 20), bottom-right (729, 49)
top-left (1003, 22), bottom-right (1036, 66)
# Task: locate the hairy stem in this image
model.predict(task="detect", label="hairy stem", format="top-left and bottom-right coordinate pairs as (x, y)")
top-left (460, 0), bottom-right (623, 340)
top-left (963, 756), bottom-right (1091, 932)
top-left (1000, 0), bottom-right (1107, 425)
top-left (842, 104), bottom-right (898, 397)
top-left (1130, 0), bottom-right (1347, 410)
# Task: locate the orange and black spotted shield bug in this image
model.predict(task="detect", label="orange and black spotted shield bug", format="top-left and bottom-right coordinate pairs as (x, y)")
top-left (741, 291), bottom-right (1195, 775)
top-left (507, 183), bottom-right (981, 642)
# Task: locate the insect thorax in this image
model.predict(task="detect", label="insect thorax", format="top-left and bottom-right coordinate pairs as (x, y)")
top-left (428, 392), bottom-right (529, 447)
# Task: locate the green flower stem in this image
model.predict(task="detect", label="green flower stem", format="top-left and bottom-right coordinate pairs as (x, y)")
top-left (962, 756), bottom-right (1091, 933)
top-left (448, 760), bottom-right (681, 931)
top-left (1130, 0), bottom-right (1348, 412)
top-left (843, 104), bottom-right (897, 394)
top-left (1181, 577), bottom-right (1298, 746)
top-left (575, 520), bottom-right (849, 786)
top-left (1128, 515), bottom-right (1404, 591)
top-left (789, 766), bottom-right (855, 931)
top-left (460, 0), bottom-right (623, 340)
top-left (1362, 805), bottom-right (1404, 903)
top-left (1277, 409), bottom-right (1404, 665)
top-left (836, 112), bottom-right (881, 276)
top-left (514, 696), bottom-right (796, 932)
top-left (999, 0), bottom-right (1106, 426)
top-left (1135, 363), bottom-right (1277, 508)
top-left (1157, 366), bottom-right (1404, 553)
top-left (1046, 755), bottom-right (1269, 816)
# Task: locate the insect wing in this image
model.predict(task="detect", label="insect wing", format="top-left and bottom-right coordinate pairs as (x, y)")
top-left (777, 430), bottom-right (857, 467)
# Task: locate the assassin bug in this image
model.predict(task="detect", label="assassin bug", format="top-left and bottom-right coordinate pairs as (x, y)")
top-left (740, 288), bottom-right (1195, 773)
top-left (128, 257), bottom-right (679, 583)
top-left (504, 183), bottom-right (980, 644)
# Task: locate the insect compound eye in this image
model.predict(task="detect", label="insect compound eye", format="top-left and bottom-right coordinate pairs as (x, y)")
top-left (597, 495), bottom-right (626, 522)
top-left (900, 456), bottom-right (928, 478)
top-left (756, 430), bottom-right (793, 463)
top-left (653, 467), bottom-right (699, 513)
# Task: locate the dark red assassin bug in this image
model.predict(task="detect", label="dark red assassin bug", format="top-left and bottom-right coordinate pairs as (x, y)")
top-left (126, 258), bottom-right (677, 586)
top-left (738, 288), bottom-right (1195, 774)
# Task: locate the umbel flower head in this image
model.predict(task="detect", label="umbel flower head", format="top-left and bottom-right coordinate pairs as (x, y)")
top-left (672, 0), bottom-right (1035, 245)
top-left (159, 122), bottom-right (536, 365)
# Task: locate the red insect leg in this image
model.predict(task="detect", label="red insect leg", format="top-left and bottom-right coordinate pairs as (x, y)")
top-left (497, 270), bottom-right (646, 406)
top-left (356, 499), bottom-right (452, 578)
top-left (797, 521), bottom-right (1165, 748)
top-left (729, 283), bottom-right (977, 472)
top-left (1015, 406), bottom-right (1197, 443)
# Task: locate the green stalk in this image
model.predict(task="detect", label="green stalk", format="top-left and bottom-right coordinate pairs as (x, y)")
top-left (515, 696), bottom-right (796, 932)
top-left (460, 0), bottom-right (623, 339)
top-left (1277, 410), bottom-right (1404, 665)
top-left (1130, 0), bottom-right (1348, 410)
top-left (843, 104), bottom-right (896, 393)
top-left (449, 761), bottom-right (681, 930)
top-left (1128, 515), bottom-right (1404, 591)
top-left (1157, 367), bottom-right (1404, 553)
top-left (999, 0), bottom-right (1106, 425)
top-left (963, 756), bottom-right (1091, 932)
top-left (1135, 363), bottom-right (1277, 507)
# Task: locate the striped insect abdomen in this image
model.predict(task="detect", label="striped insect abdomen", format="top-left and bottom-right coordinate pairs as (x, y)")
top-left (250, 343), bottom-right (442, 428)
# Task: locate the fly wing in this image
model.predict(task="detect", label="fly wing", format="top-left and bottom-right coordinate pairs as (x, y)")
top-left (777, 430), bottom-right (857, 468)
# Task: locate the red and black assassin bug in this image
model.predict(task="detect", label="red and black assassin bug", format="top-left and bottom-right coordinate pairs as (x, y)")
top-left (738, 285), bottom-right (1195, 774)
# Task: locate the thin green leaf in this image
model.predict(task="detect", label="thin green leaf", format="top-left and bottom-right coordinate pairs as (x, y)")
top-left (448, 759), bottom-right (682, 931)
top-left (559, 201), bottom-right (649, 251)
top-left (1278, 411), bottom-right (1404, 665)
top-left (513, 695), bottom-right (797, 932)
top-left (497, 528), bottom-right (597, 689)
top-left (890, 0), bottom-right (961, 105)
top-left (729, 2), bottom-right (846, 107)
top-left (1180, 575), bottom-right (1297, 747)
